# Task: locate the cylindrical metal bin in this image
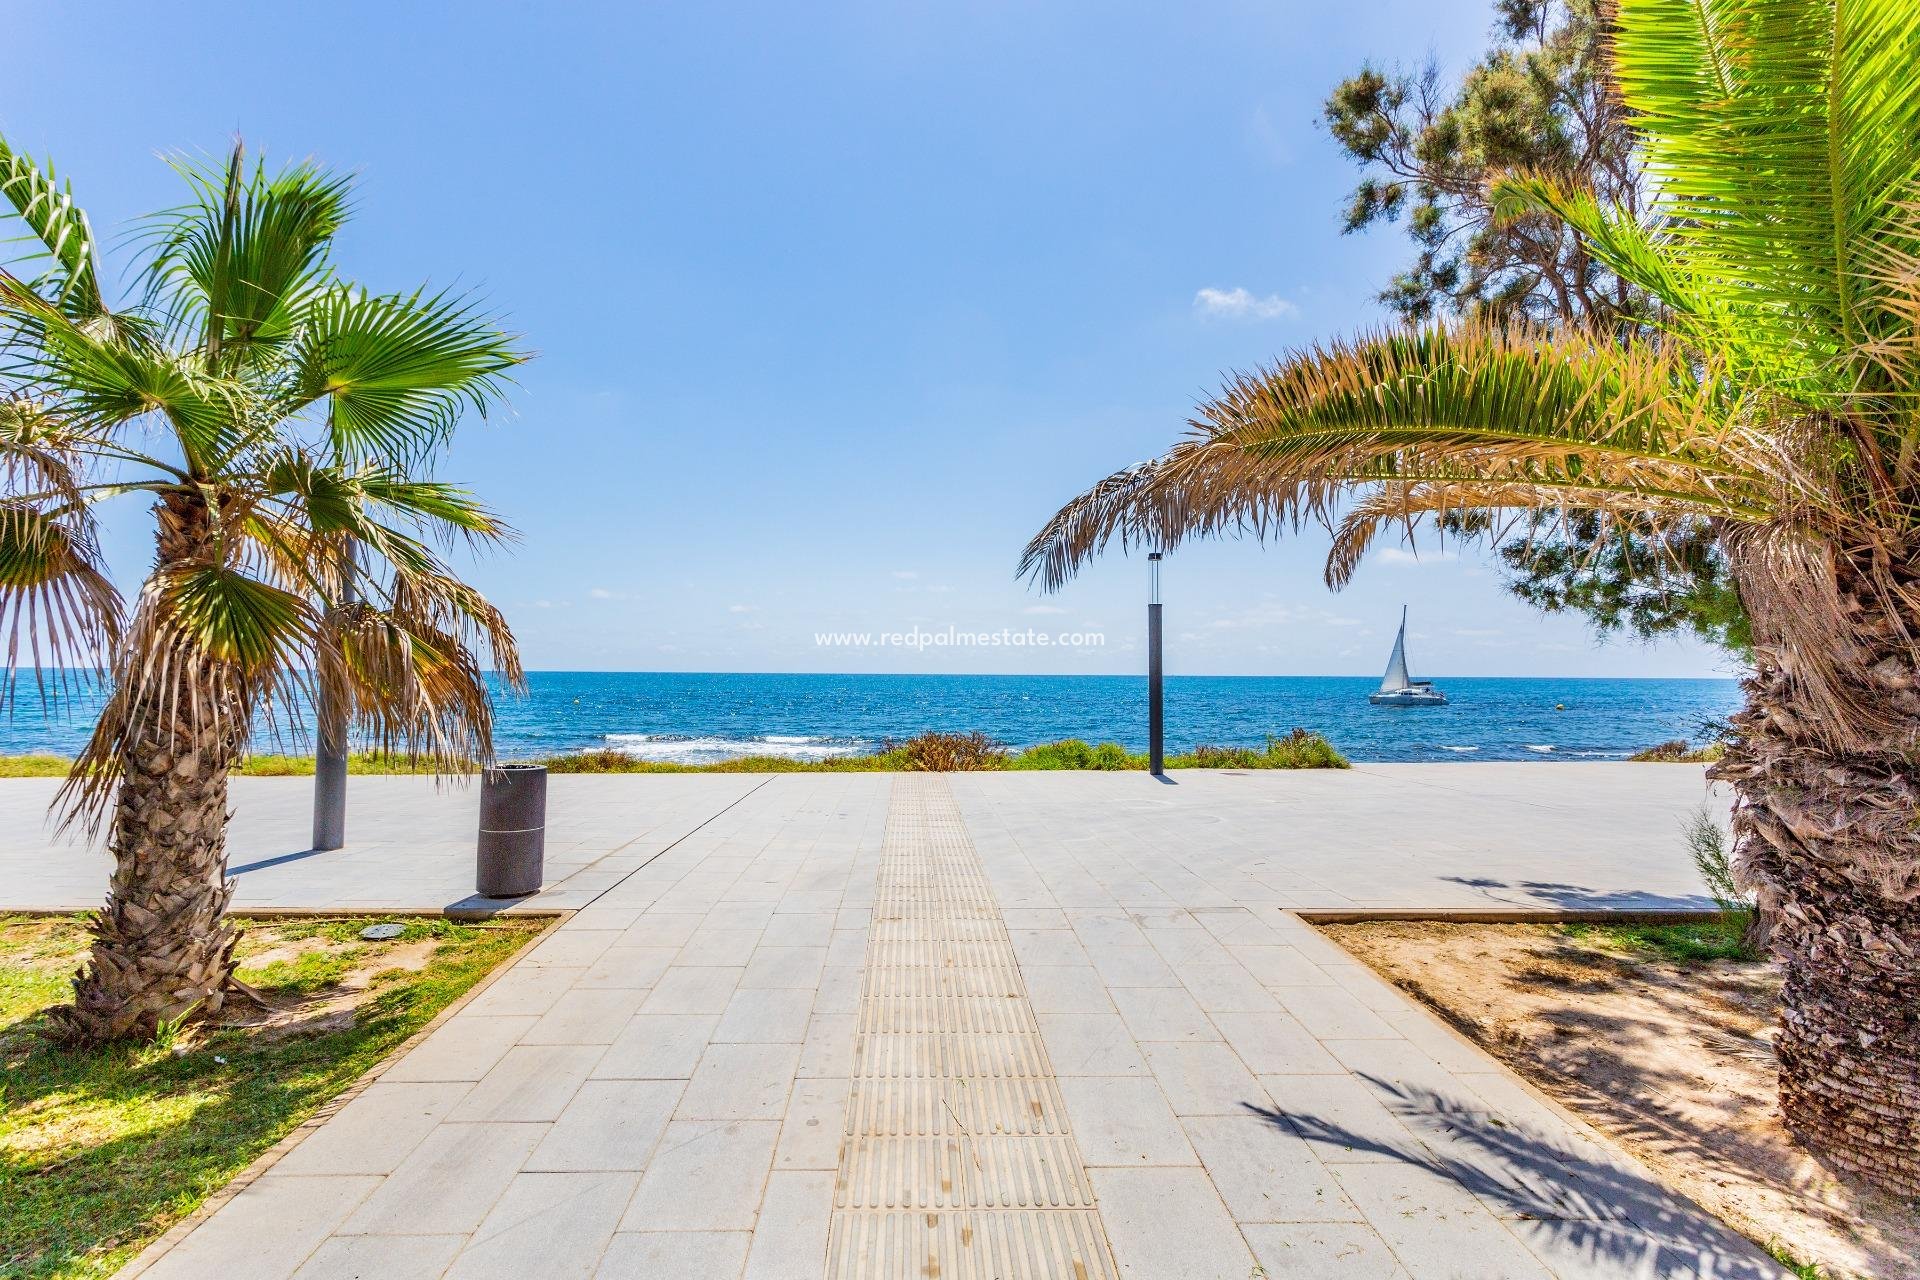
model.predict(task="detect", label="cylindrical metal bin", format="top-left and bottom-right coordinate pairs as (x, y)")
top-left (477, 764), bottom-right (547, 897)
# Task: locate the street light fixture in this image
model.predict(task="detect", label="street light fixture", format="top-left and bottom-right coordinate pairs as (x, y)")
top-left (1148, 552), bottom-right (1164, 776)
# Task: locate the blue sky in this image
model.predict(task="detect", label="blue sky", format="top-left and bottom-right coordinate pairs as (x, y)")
top-left (8, 1), bottom-right (1733, 679)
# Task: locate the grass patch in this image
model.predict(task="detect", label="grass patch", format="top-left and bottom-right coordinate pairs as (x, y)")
top-left (4, 730), bottom-right (1351, 777)
top-left (1558, 915), bottom-right (1756, 963)
top-left (1628, 738), bottom-right (1726, 763)
top-left (0, 912), bottom-right (542, 1279)
top-left (0, 755), bottom-right (75, 779)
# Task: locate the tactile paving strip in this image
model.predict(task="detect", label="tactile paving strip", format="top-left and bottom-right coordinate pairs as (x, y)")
top-left (828, 776), bottom-right (1119, 1279)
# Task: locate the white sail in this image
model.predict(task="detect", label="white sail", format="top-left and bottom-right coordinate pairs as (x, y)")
top-left (1378, 606), bottom-right (1412, 693)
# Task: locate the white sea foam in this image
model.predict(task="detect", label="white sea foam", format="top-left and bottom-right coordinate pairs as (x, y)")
top-left (597, 733), bottom-right (865, 764)
top-left (1438, 745), bottom-right (1480, 753)
top-left (1524, 744), bottom-right (1556, 753)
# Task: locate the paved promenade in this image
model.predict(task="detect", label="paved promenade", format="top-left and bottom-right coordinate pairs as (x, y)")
top-left (46, 765), bottom-right (1782, 1280)
top-left (3, 763), bottom-right (1728, 915)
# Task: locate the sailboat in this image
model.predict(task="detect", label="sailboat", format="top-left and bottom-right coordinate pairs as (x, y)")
top-left (1369, 607), bottom-right (1448, 706)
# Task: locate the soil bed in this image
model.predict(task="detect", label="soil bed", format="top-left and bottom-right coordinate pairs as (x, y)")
top-left (1319, 920), bottom-right (1918, 1280)
top-left (0, 912), bottom-right (543, 1279)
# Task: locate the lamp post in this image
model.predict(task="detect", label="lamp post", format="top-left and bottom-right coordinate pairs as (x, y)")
top-left (1148, 552), bottom-right (1164, 776)
top-left (312, 541), bottom-right (358, 851)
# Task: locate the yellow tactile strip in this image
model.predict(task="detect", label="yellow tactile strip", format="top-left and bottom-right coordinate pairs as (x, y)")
top-left (828, 776), bottom-right (1119, 1279)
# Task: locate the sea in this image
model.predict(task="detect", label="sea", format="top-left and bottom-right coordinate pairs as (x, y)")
top-left (0, 672), bottom-right (1743, 765)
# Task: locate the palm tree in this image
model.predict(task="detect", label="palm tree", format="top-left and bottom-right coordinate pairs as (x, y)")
top-left (0, 137), bottom-right (525, 1045)
top-left (1022, 0), bottom-right (1920, 1195)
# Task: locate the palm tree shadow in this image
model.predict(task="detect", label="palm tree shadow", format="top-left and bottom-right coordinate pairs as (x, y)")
top-left (1438, 875), bottom-right (1724, 912)
top-left (1248, 1077), bottom-right (1787, 1278)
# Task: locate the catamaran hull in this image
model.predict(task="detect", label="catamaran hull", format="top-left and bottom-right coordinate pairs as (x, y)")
top-left (1369, 690), bottom-right (1448, 706)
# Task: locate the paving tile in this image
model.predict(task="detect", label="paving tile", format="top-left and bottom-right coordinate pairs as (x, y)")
top-left (1144, 927), bottom-right (1232, 968)
top-left (1091, 1166), bottom-right (1259, 1280)
top-left (289, 1232), bottom-right (467, 1279)
top-left (640, 965), bottom-right (745, 1015)
top-left (742, 1170), bottom-right (834, 1280)
top-left (1086, 945), bottom-right (1180, 987)
top-left (676, 1042), bottom-right (802, 1120)
top-left (1110, 987), bottom-right (1220, 1043)
top-left (740, 945), bottom-right (828, 989)
top-left (1274, 987), bottom-right (1402, 1040)
top-left (1008, 928), bottom-right (1091, 966)
top-left (1333, 1162), bottom-right (1555, 1279)
top-left (774, 1076), bottom-right (849, 1170)
top-left (618, 914), bottom-right (707, 948)
top-left (813, 964), bottom-right (862, 1014)
top-left (1241, 1223), bottom-right (1410, 1278)
top-left (796, 1013), bottom-right (857, 1078)
top-left (273, 1082), bottom-right (470, 1176)
top-left (577, 946), bottom-right (678, 990)
top-left (529, 1079), bottom-right (683, 1171)
top-left (525, 930), bottom-right (624, 968)
top-left (448, 1044), bottom-right (605, 1122)
top-left (447, 1170), bottom-right (636, 1279)
top-left (676, 928), bottom-right (763, 966)
top-left (1142, 1042), bottom-right (1270, 1116)
top-left (1230, 944), bottom-right (1340, 988)
top-left (593, 1014), bottom-right (719, 1079)
top-left (1256, 1073), bottom-right (1426, 1166)
top-left (1177, 964), bottom-right (1282, 1013)
top-left (621, 1120), bottom-right (780, 1231)
top-left (1056, 1075), bottom-right (1197, 1166)
top-left (715, 987), bottom-right (815, 1043)
top-left (1035, 1013), bottom-right (1150, 1076)
top-left (1181, 1114), bottom-right (1361, 1224)
top-left (141, 1175), bottom-right (380, 1280)
top-left (342, 1123), bottom-right (544, 1235)
top-left (1505, 1219), bottom-right (1783, 1280)
top-left (380, 1015), bottom-right (537, 1083)
top-left (1021, 965), bottom-right (1116, 1014)
top-left (466, 964), bottom-right (587, 1015)
top-left (524, 987), bottom-right (653, 1045)
top-left (1211, 1011), bottom-right (1344, 1074)
top-left (598, 1230), bottom-right (753, 1278)
top-left (760, 912), bottom-right (836, 947)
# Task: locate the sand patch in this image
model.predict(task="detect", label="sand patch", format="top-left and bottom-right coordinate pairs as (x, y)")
top-left (1321, 921), bottom-right (1916, 1279)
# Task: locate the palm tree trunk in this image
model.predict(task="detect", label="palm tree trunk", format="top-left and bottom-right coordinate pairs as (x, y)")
top-left (49, 493), bottom-right (249, 1044)
top-left (1714, 557), bottom-right (1920, 1197)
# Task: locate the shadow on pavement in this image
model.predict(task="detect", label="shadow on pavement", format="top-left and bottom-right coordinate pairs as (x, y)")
top-left (1249, 1077), bottom-right (1785, 1279)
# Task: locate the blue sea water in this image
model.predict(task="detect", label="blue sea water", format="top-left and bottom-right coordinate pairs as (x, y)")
top-left (0, 671), bottom-right (1742, 765)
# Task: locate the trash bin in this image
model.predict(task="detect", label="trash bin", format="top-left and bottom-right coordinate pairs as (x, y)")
top-left (477, 764), bottom-right (547, 897)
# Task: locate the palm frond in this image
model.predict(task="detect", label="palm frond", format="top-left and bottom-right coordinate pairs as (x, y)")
top-left (315, 603), bottom-right (497, 773)
top-left (287, 286), bottom-right (524, 462)
top-left (1611, 0), bottom-right (1920, 392)
top-left (0, 502), bottom-right (121, 708)
top-left (141, 142), bottom-right (351, 367)
top-left (0, 135), bottom-right (104, 320)
top-left (1021, 323), bottom-right (1783, 590)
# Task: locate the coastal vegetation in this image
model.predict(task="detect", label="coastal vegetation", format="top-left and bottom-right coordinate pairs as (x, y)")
top-left (0, 728), bottom-right (1352, 777)
top-left (1028, 0), bottom-right (1920, 1194)
top-left (1626, 738), bottom-right (1725, 763)
top-left (0, 913), bottom-right (542, 1279)
top-left (0, 137), bottom-right (524, 1044)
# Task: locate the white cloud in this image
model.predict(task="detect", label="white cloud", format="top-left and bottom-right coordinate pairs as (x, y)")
top-left (890, 570), bottom-right (918, 580)
top-left (728, 603), bottom-right (759, 613)
top-left (589, 587), bottom-right (619, 600)
top-left (1023, 604), bottom-right (1066, 615)
top-left (1193, 286), bottom-right (1296, 321)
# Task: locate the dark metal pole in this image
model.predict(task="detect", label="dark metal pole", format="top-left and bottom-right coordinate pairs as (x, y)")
top-left (1148, 552), bottom-right (1164, 776)
top-left (312, 541), bottom-right (359, 851)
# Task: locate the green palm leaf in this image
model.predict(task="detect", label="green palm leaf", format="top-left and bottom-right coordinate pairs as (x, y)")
top-left (0, 135), bottom-right (104, 321)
